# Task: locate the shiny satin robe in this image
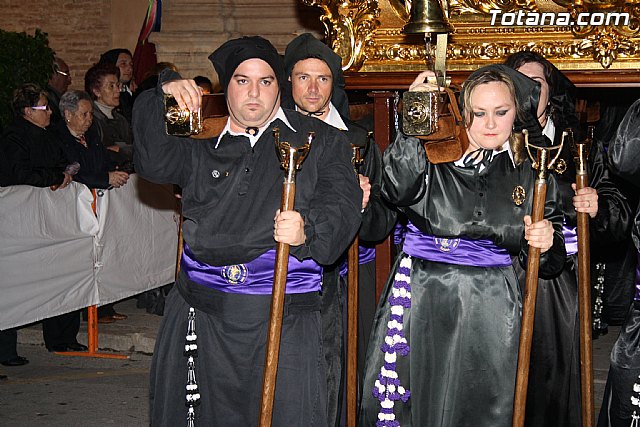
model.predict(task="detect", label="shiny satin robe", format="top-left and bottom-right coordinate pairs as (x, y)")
top-left (358, 133), bottom-right (566, 427)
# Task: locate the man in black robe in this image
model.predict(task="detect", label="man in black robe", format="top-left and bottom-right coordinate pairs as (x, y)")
top-left (283, 33), bottom-right (396, 425)
top-left (133, 36), bottom-right (362, 426)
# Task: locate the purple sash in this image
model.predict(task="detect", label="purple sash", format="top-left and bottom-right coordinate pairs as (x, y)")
top-left (402, 222), bottom-right (512, 268)
top-left (563, 225), bottom-right (578, 256)
top-left (635, 250), bottom-right (640, 302)
top-left (393, 222), bottom-right (407, 246)
top-left (181, 244), bottom-right (322, 295)
top-left (339, 246), bottom-right (376, 277)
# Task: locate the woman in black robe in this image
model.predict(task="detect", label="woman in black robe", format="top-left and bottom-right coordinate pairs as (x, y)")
top-left (358, 65), bottom-right (566, 427)
top-left (505, 51), bottom-right (632, 427)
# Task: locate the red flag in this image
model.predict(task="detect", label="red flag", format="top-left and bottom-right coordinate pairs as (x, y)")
top-left (132, 0), bottom-right (162, 85)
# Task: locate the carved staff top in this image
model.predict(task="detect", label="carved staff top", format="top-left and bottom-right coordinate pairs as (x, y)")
top-left (273, 128), bottom-right (314, 183)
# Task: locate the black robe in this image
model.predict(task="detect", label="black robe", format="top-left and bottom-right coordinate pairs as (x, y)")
top-left (359, 133), bottom-right (566, 427)
top-left (597, 98), bottom-right (640, 427)
top-left (133, 71), bottom-right (362, 426)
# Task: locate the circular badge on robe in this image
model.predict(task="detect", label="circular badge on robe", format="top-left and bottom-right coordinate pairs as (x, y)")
top-left (433, 237), bottom-right (460, 253)
top-left (222, 264), bottom-right (248, 285)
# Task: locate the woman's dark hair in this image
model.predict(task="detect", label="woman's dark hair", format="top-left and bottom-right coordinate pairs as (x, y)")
top-left (59, 90), bottom-right (93, 115)
top-left (11, 83), bottom-right (46, 118)
top-left (84, 63), bottom-right (120, 100)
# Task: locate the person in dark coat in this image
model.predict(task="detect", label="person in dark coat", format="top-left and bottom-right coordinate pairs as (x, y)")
top-left (597, 98), bottom-right (640, 427)
top-left (359, 65), bottom-right (567, 427)
top-left (98, 48), bottom-right (135, 124)
top-left (134, 36), bottom-right (362, 426)
top-left (55, 90), bottom-right (129, 190)
top-left (283, 33), bottom-right (397, 425)
top-left (505, 51), bottom-right (632, 427)
top-left (46, 56), bottom-right (72, 126)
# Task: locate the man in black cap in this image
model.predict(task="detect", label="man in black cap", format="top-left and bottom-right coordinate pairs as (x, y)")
top-left (283, 33), bottom-right (396, 425)
top-left (133, 35), bottom-right (362, 426)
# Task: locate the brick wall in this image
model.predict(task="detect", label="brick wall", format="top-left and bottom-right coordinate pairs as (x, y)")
top-left (0, 0), bottom-right (148, 91)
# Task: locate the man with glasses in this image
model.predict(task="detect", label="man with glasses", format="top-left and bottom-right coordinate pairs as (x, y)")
top-left (47, 57), bottom-right (72, 126)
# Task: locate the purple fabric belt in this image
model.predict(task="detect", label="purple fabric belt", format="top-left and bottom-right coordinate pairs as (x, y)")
top-left (402, 222), bottom-right (512, 268)
top-left (635, 250), bottom-right (640, 302)
top-left (563, 225), bottom-right (578, 256)
top-left (339, 246), bottom-right (376, 277)
top-left (180, 244), bottom-right (322, 295)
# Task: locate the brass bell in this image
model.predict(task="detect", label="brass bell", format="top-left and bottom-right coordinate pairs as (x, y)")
top-left (404, 0), bottom-right (453, 34)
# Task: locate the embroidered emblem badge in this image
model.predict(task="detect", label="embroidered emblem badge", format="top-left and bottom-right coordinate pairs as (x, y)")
top-left (433, 237), bottom-right (460, 253)
top-left (512, 185), bottom-right (526, 206)
top-left (222, 264), bottom-right (248, 284)
top-left (553, 158), bottom-right (567, 175)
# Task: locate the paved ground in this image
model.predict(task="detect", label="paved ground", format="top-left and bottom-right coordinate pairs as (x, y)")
top-left (0, 296), bottom-right (622, 426)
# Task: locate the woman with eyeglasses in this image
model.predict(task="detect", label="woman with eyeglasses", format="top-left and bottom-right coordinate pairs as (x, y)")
top-left (0, 83), bottom-right (76, 189)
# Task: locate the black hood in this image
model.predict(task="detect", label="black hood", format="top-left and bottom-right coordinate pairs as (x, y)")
top-left (283, 33), bottom-right (349, 119)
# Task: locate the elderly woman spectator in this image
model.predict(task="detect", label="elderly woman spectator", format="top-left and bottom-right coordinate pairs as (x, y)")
top-left (55, 90), bottom-right (129, 190)
top-left (84, 63), bottom-right (133, 169)
top-left (0, 83), bottom-right (75, 189)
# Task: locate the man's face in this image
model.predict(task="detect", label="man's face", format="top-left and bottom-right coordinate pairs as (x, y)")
top-left (49, 59), bottom-right (72, 95)
top-left (290, 58), bottom-right (333, 119)
top-left (116, 53), bottom-right (134, 85)
top-left (226, 58), bottom-right (280, 132)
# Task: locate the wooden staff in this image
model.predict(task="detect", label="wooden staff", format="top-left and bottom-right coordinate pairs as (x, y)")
top-left (259, 129), bottom-right (313, 427)
top-left (571, 127), bottom-right (595, 427)
top-left (347, 144), bottom-right (365, 427)
top-left (513, 130), bottom-right (562, 427)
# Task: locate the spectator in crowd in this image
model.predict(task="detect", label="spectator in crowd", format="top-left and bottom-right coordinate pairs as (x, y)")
top-left (193, 75), bottom-right (214, 94)
top-left (98, 48), bottom-right (135, 123)
top-left (46, 56), bottom-right (72, 126)
top-left (56, 90), bottom-right (129, 190)
top-left (0, 83), bottom-right (80, 357)
top-left (85, 63), bottom-right (134, 170)
top-left (0, 84), bottom-right (75, 189)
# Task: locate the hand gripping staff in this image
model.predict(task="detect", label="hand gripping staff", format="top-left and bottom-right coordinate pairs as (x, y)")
top-left (513, 130), bottom-right (564, 427)
top-left (347, 140), bottom-right (369, 427)
top-left (570, 127), bottom-right (595, 427)
top-left (259, 129), bottom-right (313, 427)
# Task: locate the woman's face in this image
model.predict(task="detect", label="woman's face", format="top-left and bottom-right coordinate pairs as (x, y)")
top-left (65, 99), bottom-right (94, 135)
top-left (116, 53), bottom-right (134, 85)
top-left (94, 74), bottom-right (121, 107)
top-left (466, 81), bottom-right (517, 151)
top-left (23, 95), bottom-right (51, 129)
top-left (516, 61), bottom-right (550, 126)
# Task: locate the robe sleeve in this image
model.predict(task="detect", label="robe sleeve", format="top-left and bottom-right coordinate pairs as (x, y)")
top-left (519, 173), bottom-right (567, 279)
top-left (588, 140), bottom-right (632, 244)
top-left (609, 99), bottom-right (640, 185)
top-left (291, 126), bottom-right (363, 265)
top-left (132, 70), bottom-right (196, 188)
top-left (359, 136), bottom-right (397, 242)
top-left (381, 132), bottom-right (428, 207)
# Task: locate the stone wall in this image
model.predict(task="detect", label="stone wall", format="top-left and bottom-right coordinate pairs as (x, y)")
top-left (0, 0), bottom-right (148, 91)
top-left (0, 0), bottom-right (322, 90)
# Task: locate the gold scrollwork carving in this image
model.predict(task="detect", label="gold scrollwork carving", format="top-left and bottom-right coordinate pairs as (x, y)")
top-left (302, 0), bottom-right (381, 70)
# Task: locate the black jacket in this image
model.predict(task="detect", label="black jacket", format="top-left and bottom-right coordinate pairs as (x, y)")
top-left (0, 117), bottom-right (67, 187)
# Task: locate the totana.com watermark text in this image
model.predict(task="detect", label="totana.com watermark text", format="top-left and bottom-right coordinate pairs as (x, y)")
top-left (489, 10), bottom-right (630, 27)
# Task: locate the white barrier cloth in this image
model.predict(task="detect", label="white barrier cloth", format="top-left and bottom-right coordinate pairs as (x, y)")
top-left (0, 175), bottom-right (179, 330)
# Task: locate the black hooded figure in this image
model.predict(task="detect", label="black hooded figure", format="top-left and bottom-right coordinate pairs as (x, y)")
top-left (505, 51), bottom-right (632, 427)
top-left (597, 98), bottom-right (640, 427)
top-left (359, 64), bottom-right (567, 427)
top-left (133, 35), bottom-right (363, 426)
top-left (283, 33), bottom-right (397, 426)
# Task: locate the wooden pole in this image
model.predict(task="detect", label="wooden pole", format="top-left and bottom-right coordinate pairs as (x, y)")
top-left (346, 144), bottom-right (364, 427)
top-left (513, 147), bottom-right (550, 427)
top-left (573, 129), bottom-right (594, 427)
top-left (259, 131), bottom-right (313, 427)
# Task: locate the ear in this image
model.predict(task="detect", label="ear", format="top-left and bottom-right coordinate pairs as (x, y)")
top-left (64, 110), bottom-right (73, 122)
top-left (23, 107), bottom-right (32, 118)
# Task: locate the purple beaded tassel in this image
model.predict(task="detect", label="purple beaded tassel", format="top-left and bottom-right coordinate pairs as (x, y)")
top-left (373, 256), bottom-right (412, 427)
top-left (184, 307), bottom-right (200, 427)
